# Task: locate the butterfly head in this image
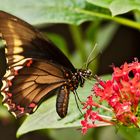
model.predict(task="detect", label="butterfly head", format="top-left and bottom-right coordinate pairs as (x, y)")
top-left (76, 69), bottom-right (92, 87)
top-left (77, 69), bottom-right (92, 78)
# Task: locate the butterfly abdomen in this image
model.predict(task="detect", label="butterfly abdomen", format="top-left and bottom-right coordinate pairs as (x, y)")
top-left (56, 86), bottom-right (70, 118)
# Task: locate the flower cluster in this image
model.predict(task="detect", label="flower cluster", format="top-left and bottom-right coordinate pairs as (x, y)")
top-left (81, 59), bottom-right (140, 134)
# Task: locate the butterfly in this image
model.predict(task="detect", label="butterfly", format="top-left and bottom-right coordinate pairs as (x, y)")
top-left (0, 11), bottom-right (92, 118)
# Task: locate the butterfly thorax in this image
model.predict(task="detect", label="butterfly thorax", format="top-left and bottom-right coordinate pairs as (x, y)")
top-left (64, 69), bottom-right (92, 91)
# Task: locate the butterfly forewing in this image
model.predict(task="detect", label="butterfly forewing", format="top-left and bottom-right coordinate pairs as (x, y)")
top-left (0, 11), bottom-right (75, 71)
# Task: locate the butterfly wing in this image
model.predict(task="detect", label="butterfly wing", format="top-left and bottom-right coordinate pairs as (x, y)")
top-left (0, 11), bottom-right (75, 71)
top-left (0, 11), bottom-right (76, 118)
top-left (1, 58), bottom-right (67, 118)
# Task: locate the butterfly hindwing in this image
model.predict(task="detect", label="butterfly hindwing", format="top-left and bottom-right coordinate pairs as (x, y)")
top-left (1, 58), bottom-right (67, 118)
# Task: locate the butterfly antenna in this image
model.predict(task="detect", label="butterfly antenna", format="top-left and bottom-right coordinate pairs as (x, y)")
top-left (86, 51), bottom-right (101, 69)
top-left (86, 43), bottom-right (98, 69)
top-left (81, 43), bottom-right (98, 69)
top-left (73, 90), bottom-right (83, 115)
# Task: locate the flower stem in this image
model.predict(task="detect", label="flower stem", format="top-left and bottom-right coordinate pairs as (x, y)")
top-left (98, 114), bottom-right (113, 120)
top-left (94, 122), bottom-right (113, 127)
top-left (98, 104), bottom-right (113, 112)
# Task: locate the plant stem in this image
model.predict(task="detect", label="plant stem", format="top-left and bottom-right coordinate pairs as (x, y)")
top-left (69, 25), bottom-right (86, 62)
top-left (76, 8), bottom-right (140, 30)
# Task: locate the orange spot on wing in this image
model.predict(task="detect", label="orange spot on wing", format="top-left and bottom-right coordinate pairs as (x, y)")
top-left (14, 70), bottom-right (18, 75)
top-left (26, 59), bottom-right (33, 67)
top-left (17, 105), bottom-right (25, 113)
top-left (7, 92), bottom-right (12, 97)
top-left (29, 103), bottom-right (36, 108)
top-left (8, 80), bottom-right (12, 86)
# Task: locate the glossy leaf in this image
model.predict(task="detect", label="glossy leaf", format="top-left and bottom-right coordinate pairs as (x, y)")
top-left (118, 126), bottom-right (140, 140)
top-left (0, 0), bottom-right (93, 25)
top-left (109, 0), bottom-right (140, 16)
top-left (87, 0), bottom-right (112, 9)
top-left (87, 0), bottom-right (140, 16)
top-left (17, 75), bottom-right (111, 137)
top-left (49, 128), bottom-right (93, 140)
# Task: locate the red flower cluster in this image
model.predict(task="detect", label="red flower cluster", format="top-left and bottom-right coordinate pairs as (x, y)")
top-left (81, 59), bottom-right (140, 134)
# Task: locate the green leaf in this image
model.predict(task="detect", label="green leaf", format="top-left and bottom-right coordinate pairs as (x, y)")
top-left (134, 10), bottom-right (140, 22)
top-left (109, 0), bottom-right (140, 16)
top-left (87, 0), bottom-right (113, 9)
top-left (0, 104), bottom-right (11, 119)
top-left (118, 126), bottom-right (140, 140)
top-left (0, 0), bottom-right (93, 25)
top-left (87, 0), bottom-right (140, 16)
top-left (84, 0), bottom-right (140, 29)
top-left (17, 75), bottom-right (111, 137)
top-left (49, 128), bottom-right (93, 140)
top-left (1, 0), bottom-right (140, 30)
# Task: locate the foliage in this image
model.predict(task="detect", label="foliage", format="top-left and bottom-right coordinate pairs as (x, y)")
top-left (0, 0), bottom-right (140, 139)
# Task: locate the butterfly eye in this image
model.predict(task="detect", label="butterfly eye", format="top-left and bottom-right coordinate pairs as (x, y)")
top-left (82, 69), bottom-right (92, 78)
top-left (87, 69), bottom-right (92, 75)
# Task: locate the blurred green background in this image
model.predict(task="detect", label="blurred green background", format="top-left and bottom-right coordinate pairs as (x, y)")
top-left (0, 0), bottom-right (140, 140)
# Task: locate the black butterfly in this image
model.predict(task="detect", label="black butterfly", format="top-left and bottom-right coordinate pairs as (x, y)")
top-left (0, 11), bottom-right (92, 118)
